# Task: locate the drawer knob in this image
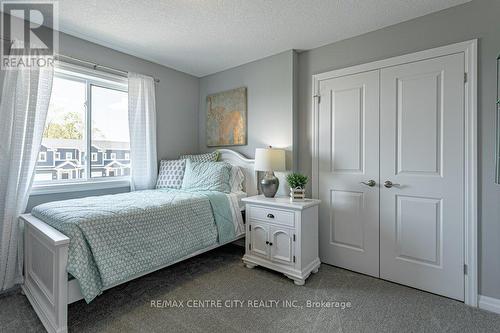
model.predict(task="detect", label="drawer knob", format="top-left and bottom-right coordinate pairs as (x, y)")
top-left (267, 213), bottom-right (275, 219)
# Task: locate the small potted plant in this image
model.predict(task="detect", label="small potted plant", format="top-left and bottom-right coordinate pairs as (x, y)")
top-left (286, 173), bottom-right (308, 202)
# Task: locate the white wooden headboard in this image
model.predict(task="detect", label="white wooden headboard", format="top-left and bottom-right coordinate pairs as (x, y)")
top-left (218, 149), bottom-right (257, 196)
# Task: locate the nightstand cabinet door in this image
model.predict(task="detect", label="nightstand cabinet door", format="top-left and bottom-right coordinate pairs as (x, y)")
top-left (269, 226), bottom-right (294, 265)
top-left (249, 222), bottom-right (269, 258)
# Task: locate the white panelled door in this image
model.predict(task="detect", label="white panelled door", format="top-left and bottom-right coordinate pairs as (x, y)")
top-left (318, 70), bottom-right (380, 277)
top-left (317, 52), bottom-right (466, 301)
top-left (379, 53), bottom-right (465, 301)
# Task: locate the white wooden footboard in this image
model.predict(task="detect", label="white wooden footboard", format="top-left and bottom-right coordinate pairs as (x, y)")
top-left (21, 214), bottom-right (70, 333)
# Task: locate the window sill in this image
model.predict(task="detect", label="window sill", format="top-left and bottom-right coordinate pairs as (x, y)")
top-left (30, 178), bottom-right (131, 196)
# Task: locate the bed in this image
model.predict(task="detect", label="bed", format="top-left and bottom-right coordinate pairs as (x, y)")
top-left (21, 149), bottom-right (256, 333)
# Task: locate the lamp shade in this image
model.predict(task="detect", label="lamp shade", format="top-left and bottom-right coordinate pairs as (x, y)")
top-left (254, 148), bottom-right (286, 172)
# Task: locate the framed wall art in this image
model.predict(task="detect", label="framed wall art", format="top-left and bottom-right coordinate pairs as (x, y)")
top-left (206, 87), bottom-right (247, 147)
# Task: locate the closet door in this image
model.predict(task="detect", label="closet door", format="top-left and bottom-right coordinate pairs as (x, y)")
top-left (379, 53), bottom-right (465, 300)
top-left (318, 70), bottom-right (380, 277)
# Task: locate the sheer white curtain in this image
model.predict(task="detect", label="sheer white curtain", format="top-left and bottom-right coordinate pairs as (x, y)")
top-left (128, 72), bottom-right (157, 191)
top-left (0, 58), bottom-right (54, 291)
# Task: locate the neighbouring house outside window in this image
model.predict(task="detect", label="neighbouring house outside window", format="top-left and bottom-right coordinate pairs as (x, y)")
top-left (33, 63), bottom-right (130, 187)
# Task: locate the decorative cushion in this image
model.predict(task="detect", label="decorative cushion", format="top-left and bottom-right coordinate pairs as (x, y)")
top-left (179, 151), bottom-right (219, 162)
top-left (156, 159), bottom-right (186, 189)
top-left (229, 165), bottom-right (245, 192)
top-left (181, 160), bottom-right (232, 193)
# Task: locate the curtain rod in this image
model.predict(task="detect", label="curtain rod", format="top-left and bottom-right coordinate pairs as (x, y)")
top-left (56, 54), bottom-right (160, 83)
top-left (0, 36), bottom-right (160, 83)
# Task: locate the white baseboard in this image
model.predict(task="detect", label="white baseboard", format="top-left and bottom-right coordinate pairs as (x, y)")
top-left (478, 295), bottom-right (500, 314)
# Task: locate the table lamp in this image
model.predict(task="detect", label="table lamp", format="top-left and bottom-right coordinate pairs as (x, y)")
top-left (254, 147), bottom-right (286, 197)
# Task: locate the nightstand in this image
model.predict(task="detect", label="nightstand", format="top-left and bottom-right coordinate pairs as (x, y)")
top-left (242, 195), bottom-right (321, 285)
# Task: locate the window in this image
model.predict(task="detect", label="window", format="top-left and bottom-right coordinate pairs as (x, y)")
top-left (91, 85), bottom-right (129, 178)
top-left (38, 152), bottom-right (47, 162)
top-left (125, 153), bottom-right (130, 160)
top-left (34, 63), bottom-right (129, 188)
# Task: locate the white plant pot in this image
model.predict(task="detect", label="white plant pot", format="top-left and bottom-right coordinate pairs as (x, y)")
top-left (290, 187), bottom-right (306, 202)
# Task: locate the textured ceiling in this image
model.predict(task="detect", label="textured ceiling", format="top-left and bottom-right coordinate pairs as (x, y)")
top-left (46, 0), bottom-right (469, 77)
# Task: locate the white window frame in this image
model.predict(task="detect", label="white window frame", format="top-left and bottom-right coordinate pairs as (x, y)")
top-left (55, 152), bottom-right (60, 160)
top-left (32, 62), bottom-right (130, 195)
top-left (110, 153), bottom-right (117, 160)
top-left (91, 152), bottom-right (98, 162)
top-left (38, 151), bottom-right (47, 162)
top-left (65, 152), bottom-right (72, 160)
top-left (124, 153), bottom-right (130, 160)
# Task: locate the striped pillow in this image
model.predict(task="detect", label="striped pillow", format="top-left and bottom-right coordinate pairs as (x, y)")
top-left (179, 151), bottom-right (219, 162)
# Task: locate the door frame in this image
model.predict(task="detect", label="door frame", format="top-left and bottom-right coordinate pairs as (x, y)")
top-left (311, 39), bottom-right (478, 306)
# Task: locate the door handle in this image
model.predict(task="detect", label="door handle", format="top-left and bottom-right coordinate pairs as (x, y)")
top-left (384, 180), bottom-right (400, 188)
top-left (360, 180), bottom-right (376, 187)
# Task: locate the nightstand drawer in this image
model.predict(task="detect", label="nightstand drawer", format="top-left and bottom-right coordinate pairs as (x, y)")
top-left (247, 205), bottom-right (294, 227)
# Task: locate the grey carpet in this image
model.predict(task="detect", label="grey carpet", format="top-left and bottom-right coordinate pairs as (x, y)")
top-left (1, 244), bottom-right (499, 333)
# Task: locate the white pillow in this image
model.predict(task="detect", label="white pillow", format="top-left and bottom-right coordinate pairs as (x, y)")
top-left (156, 159), bottom-right (186, 189)
top-left (229, 165), bottom-right (245, 192)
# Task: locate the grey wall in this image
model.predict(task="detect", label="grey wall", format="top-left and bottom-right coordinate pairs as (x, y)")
top-left (297, 0), bottom-right (500, 298)
top-left (26, 187), bottom-right (128, 212)
top-left (57, 32), bottom-right (200, 161)
top-left (198, 50), bottom-right (298, 195)
top-left (198, 50), bottom-right (296, 162)
top-left (0, 13), bottom-right (200, 208)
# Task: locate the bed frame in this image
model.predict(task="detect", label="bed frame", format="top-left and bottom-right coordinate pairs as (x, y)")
top-left (21, 149), bottom-right (256, 333)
